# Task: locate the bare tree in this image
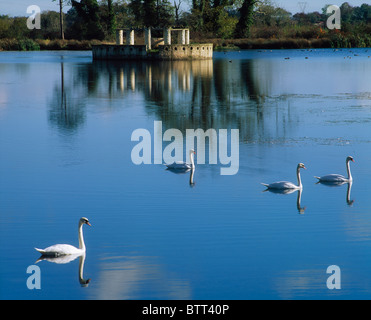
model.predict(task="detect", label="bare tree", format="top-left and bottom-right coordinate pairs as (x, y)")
top-left (53, 0), bottom-right (69, 39)
top-left (174, 0), bottom-right (182, 25)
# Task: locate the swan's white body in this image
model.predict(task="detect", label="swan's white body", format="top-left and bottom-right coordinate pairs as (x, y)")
top-left (165, 149), bottom-right (195, 170)
top-left (315, 156), bottom-right (354, 183)
top-left (35, 217), bottom-right (91, 257)
top-left (262, 163), bottom-right (306, 190)
top-left (36, 244), bottom-right (83, 256)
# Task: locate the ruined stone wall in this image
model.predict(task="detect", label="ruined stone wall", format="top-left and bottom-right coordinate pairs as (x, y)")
top-left (92, 44), bottom-right (213, 60)
top-left (157, 44), bottom-right (213, 60)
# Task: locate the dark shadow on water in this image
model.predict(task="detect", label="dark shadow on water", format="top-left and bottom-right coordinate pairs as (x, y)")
top-left (315, 181), bottom-right (354, 206)
top-left (262, 188), bottom-right (306, 214)
top-left (35, 253), bottom-right (91, 287)
top-left (48, 58), bottom-right (299, 142)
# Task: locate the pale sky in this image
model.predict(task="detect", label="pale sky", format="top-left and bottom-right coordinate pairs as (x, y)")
top-left (0, 0), bottom-right (368, 17)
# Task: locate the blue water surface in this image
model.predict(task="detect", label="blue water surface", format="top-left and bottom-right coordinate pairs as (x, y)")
top-left (0, 48), bottom-right (371, 299)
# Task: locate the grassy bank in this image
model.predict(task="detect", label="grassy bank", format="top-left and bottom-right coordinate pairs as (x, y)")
top-left (1, 28), bottom-right (370, 51)
top-left (204, 34), bottom-right (371, 50)
top-left (195, 25), bottom-right (371, 50)
top-left (210, 38), bottom-right (332, 50)
top-left (0, 38), bottom-right (109, 51)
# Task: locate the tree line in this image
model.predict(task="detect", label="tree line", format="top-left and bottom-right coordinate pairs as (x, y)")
top-left (0, 0), bottom-right (370, 41)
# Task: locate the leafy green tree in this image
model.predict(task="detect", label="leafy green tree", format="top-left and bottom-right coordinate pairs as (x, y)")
top-left (40, 10), bottom-right (61, 38)
top-left (70, 0), bottom-right (105, 39)
top-left (107, 0), bottom-right (116, 35)
top-left (340, 2), bottom-right (353, 23)
top-left (352, 3), bottom-right (371, 23)
top-left (99, 0), bottom-right (117, 38)
top-left (128, 0), bottom-right (174, 27)
top-left (0, 15), bottom-right (11, 38)
top-left (128, 0), bottom-right (143, 26)
top-left (143, 0), bottom-right (156, 26)
top-left (246, 0), bottom-right (291, 28)
top-left (234, 0), bottom-right (255, 38)
top-left (113, 0), bottom-right (135, 27)
top-left (215, 7), bottom-right (238, 38)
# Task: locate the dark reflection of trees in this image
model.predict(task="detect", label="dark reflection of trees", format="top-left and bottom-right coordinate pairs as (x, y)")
top-left (80, 59), bottom-right (272, 141)
top-left (53, 57), bottom-right (297, 141)
top-left (240, 60), bottom-right (264, 104)
top-left (48, 62), bottom-right (86, 133)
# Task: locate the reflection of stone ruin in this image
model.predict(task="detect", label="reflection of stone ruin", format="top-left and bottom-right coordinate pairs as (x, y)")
top-left (92, 27), bottom-right (213, 61)
top-left (114, 60), bottom-right (213, 93)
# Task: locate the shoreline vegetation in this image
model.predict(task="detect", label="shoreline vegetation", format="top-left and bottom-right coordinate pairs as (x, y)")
top-left (1, 33), bottom-right (370, 52)
top-left (0, 1), bottom-right (370, 51)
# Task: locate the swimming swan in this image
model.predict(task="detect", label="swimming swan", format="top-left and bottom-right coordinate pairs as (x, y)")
top-left (315, 156), bottom-right (354, 183)
top-left (165, 149), bottom-right (195, 170)
top-left (35, 217), bottom-right (91, 257)
top-left (261, 163), bottom-right (306, 190)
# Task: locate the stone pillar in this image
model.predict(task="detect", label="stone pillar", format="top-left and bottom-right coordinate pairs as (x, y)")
top-left (180, 29), bottom-right (185, 45)
top-left (126, 29), bottom-right (134, 45)
top-left (185, 29), bottom-right (190, 45)
top-left (145, 27), bottom-right (151, 50)
top-left (163, 28), bottom-right (171, 45)
top-left (116, 29), bottom-right (123, 45)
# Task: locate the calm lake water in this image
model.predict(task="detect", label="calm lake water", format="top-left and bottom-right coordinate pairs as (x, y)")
top-left (0, 48), bottom-right (371, 300)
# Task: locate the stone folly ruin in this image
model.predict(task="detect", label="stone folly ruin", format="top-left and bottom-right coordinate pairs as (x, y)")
top-left (92, 27), bottom-right (213, 60)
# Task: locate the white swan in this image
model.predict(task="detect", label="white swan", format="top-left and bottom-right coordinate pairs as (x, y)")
top-left (165, 149), bottom-right (195, 170)
top-left (315, 156), bottom-right (354, 183)
top-left (35, 217), bottom-right (91, 257)
top-left (261, 163), bottom-right (306, 190)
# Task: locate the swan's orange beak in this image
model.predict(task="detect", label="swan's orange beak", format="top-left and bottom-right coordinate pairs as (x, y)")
top-left (86, 221), bottom-right (91, 226)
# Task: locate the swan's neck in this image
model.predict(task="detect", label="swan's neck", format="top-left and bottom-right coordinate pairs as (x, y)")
top-left (296, 167), bottom-right (302, 188)
top-left (78, 223), bottom-right (85, 251)
top-left (346, 160), bottom-right (352, 181)
top-left (190, 152), bottom-right (195, 168)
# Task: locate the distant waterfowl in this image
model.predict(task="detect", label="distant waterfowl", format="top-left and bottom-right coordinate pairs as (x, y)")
top-left (165, 149), bottom-right (195, 171)
top-left (35, 217), bottom-right (91, 257)
top-left (261, 163), bottom-right (306, 190)
top-left (314, 156), bottom-right (354, 183)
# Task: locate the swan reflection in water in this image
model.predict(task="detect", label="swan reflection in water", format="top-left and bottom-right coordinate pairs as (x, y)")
top-left (315, 180), bottom-right (354, 206)
top-left (166, 166), bottom-right (196, 187)
top-left (263, 188), bottom-right (306, 214)
top-left (36, 253), bottom-right (91, 287)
